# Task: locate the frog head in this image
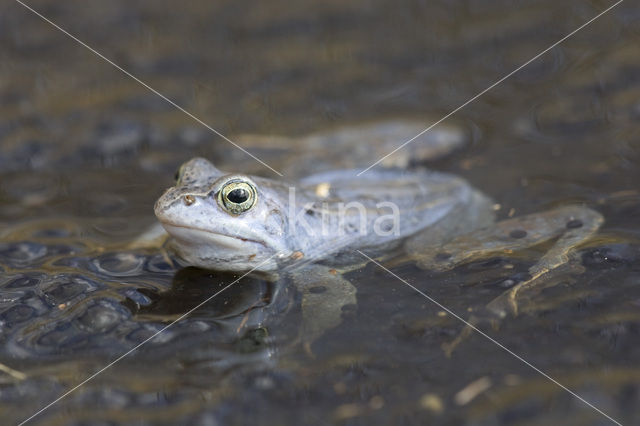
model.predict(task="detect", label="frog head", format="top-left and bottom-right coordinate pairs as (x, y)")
top-left (154, 158), bottom-right (292, 272)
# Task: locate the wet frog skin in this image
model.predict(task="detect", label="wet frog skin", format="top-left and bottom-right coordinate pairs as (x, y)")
top-left (155, 158), bottom-right (482, 273)
top-left (153, 121), bottom-right (603, 351)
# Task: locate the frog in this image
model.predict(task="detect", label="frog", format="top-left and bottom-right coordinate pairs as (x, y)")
top-left (152, 120), bottom-right (603, 353)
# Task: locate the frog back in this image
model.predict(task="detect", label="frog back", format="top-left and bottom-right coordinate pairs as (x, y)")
top-left (290, 168), bottom-right (479, 264)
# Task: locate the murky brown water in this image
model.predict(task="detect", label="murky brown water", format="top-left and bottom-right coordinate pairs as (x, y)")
top-left (1, 0), bottom-right (640, 424)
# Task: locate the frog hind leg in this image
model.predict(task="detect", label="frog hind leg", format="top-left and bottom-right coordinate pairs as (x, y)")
top-left (414, 205), bottom-right (603, 275)
top-left (426, 206), bottom-right (603, 355)
top-left (487, 206), bottom-right (603, 317)
top-left (405, 189), bottom-right (495, 257)
top-left (288, 265), bottom-right (357, 355)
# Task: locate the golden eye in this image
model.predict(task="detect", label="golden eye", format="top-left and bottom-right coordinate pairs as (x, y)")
top-left (217, 179), bottom-right (257, 214)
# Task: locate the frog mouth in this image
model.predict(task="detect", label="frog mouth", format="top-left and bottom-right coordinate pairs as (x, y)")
top-left (159, 222), bottom-right (266, 249)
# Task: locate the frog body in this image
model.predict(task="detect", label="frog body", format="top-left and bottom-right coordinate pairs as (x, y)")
top-left (153, 120), bottom-right (603, 351)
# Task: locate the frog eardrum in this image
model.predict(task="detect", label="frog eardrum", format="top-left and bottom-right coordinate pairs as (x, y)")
top-left (217, 178), bottom-right (258, 215)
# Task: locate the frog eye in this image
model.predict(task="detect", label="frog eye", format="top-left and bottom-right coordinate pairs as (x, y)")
top-left (217, 179), bottom-right (258, 215)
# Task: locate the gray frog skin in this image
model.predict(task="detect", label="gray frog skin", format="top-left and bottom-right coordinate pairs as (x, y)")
top-left (155, 152), bottom-right (603, 352)
top-left (155, 158), bottom-right (483, 273)
top-left (155, 157), bottom-right (290, 273)
top-left (154, 156), bottom-right (491, 348)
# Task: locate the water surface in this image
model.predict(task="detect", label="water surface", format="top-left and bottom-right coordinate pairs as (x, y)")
top-left (1, 0), bottom-right (639, 424)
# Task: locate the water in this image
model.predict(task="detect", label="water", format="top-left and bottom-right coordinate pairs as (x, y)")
top-left (1, 0), bottom-right (639, 424)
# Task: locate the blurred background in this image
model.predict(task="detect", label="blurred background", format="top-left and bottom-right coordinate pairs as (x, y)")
top-left (0, 0), bottom-right (639, 424)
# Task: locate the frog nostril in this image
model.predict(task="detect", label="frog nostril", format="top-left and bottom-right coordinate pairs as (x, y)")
top-left (183, 195), bottom-right (196, 206)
